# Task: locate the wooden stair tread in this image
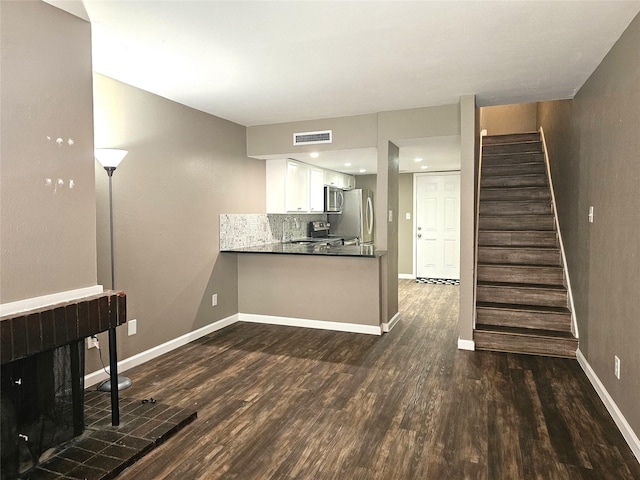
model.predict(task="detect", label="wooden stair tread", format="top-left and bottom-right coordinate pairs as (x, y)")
top-left (480, 186), bottom-right (550, 194)
top-left (477, 230), bottom-right (558, 248)
top-left (482, 133), bottom-right (540, 145)
top-left (476, 302), bottom-right (571, 314)
top-left (478, 245), bottom-right (560, 251)
top-left (477, 262), bottom-right (563, 268)
top-left (475, 324), bottom-right (576, 340)
top-left (479, 201), bottom-right (552, 216)
top-left (483, 144), bottom-right (543, 155)
top-left (482, 163), bottom-right (546, 175)
top-left (479, 200), bottom-right (550, 204)
top-left (481, 175), bottom-right (548, 188)
top-left (482, 152), bottom-right (544, 160)
top-left (477, 281), bottom-right (566, 290)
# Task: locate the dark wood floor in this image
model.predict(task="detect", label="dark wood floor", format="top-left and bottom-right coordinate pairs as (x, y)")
top-left (114, 280), bottom-right (640, 479)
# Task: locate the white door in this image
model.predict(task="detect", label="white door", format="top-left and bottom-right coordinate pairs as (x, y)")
top-left (415, 173), bottom-right (460, 280)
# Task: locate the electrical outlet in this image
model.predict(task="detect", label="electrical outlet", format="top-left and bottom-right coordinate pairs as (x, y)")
top-left (614, 355), bottom-right (621, 379)
top-left (87, 336), bottom-right (98, 349)
top-left (128, 319), bottom-right (137, 336)
top-left (212, 294), bottom-right (218, 307)
top-left (588, 205), bottom-right (594, 223)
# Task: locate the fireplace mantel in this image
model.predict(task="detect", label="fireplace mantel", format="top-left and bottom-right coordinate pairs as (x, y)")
top-left (0, 291), bottom-right (126, 365)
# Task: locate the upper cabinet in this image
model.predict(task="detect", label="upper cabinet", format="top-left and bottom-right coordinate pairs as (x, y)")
top-left (323, 170), bottom-right (356, 190)
top-left (285, 160), bottom-right (309, 213)
top-left (266, 159), bottom-right (355, 214)
top-left (309, 168), bottom-right (325, 213)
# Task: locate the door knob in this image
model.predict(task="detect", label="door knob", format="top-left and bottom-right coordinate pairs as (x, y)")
top-left (417, 233), bottom-right (422, 238)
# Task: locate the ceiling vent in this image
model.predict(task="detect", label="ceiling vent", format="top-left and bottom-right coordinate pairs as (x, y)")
top-left (293, 130), bottom-right (332, 146)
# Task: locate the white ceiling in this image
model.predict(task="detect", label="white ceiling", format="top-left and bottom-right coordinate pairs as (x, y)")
top-left (49, 0), bottom-right (640, 173)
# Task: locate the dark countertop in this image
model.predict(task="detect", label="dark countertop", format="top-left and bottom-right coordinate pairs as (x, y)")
top-left (221, 243), bottom-right (386, 258)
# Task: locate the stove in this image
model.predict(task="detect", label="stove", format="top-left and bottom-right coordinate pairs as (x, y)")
top-left (306, 221), bottom-right (344, 245)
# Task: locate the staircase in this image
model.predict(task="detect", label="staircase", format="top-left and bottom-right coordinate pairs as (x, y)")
top-left (474, 132), bottom-right (578, 358)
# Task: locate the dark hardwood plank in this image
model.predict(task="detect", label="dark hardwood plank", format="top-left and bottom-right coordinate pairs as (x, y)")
top-left (111, 281), bottom-right (640, 479)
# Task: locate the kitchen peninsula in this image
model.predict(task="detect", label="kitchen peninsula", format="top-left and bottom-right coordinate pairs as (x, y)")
top-left (220, 214), bottom-right (387, 335)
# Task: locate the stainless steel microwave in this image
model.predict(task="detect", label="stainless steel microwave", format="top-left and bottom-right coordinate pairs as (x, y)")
top-left (324, 186), bottom-right (344, 213)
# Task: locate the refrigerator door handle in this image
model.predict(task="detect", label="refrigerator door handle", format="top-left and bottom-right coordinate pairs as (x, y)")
top-left (366, 196), bottom-right (374, 235)
top-left (337, 190), bottom-right (344, 210)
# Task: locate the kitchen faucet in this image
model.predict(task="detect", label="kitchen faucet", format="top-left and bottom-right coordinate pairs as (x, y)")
top-left (281, 216), bottom-right (299, 243)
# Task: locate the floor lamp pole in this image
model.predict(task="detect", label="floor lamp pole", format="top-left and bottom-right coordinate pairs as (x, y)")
top-left (95, 149), bottom-right (131, 426)
top-left (106, 167), bottom-right (120, 426)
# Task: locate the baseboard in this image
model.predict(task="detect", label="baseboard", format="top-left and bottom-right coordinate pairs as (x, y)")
top-left (239, 313), bottom-right (382, 336)
top-left (1, 285), bottom-right (104, 316)
top-left (398, 274), bottom-right (415, 280)
top-left (85, 314), bottom-right (239, 387)
top-left (382, 312), bottom-right (401, 333)
top-left (457, 338), bottom-right (475, 351)
top-left (577, 348), bottom-right (640, 463)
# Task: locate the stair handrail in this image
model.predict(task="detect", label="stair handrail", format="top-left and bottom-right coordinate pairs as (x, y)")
top-left (538, 126), bottom-right (579, 339)
top-left (472, 130), bottom-right (487, 331)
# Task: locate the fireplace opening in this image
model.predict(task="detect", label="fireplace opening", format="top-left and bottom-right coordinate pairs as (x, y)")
top-left (1, 341), bottom-right (84, 479)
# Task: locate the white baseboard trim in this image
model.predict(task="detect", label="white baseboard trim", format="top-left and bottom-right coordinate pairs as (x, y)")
top-left (85, 314), bottom-right (239, 387)
top-left (457, 338), bottom-right (475, 351)
top-left (382, 312), bottom-right (401, 333)
top-left (239, 313), bottom-right (382, 336)
top-left (576, 349), bottom-right (640, 463)
top-left (1, 285), bottom-right (104, 317)
top-left (398, 274), bottom-right (415, 280)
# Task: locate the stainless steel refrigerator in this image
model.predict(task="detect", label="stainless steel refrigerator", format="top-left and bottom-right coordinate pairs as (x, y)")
top-left (328, 189), bottom-right (374, 245)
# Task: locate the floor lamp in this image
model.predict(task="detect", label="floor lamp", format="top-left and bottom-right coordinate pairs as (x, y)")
top-left (95, 148), bottom-right (132, 426)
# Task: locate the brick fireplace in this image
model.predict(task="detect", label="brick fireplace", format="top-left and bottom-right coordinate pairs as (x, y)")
top-left (0, 291), bottom-right (126, 479)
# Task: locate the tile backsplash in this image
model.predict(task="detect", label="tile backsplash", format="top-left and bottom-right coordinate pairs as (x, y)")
top-left (220, 213), bottom-right (326, 250)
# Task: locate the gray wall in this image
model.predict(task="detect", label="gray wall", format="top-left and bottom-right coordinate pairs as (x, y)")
top-left (247, 113), bottom-right (378, 157)
top-left (458, 95), bottom-right (478, 344)
top-left (91, 75), bottom-right (265, 371)
top-left (537, 12), bottom-right (640, 436)
top-left (0, 1), bottom-right (97, 303)
top-left (398, 174), bottom-right (414, 276)
top-left (238, 254), bottom-right (381, 327)
top-left (480, 103), bottom-right (537, 135)
top-left (355, 174), bottom-right (377, 195)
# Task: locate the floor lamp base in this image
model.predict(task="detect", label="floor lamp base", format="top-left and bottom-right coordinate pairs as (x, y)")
top-left (97, 375), bottom-right (132, 392)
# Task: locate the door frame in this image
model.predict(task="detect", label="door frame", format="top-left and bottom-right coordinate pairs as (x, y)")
top-left (412, 170), bottom-right (461, 280)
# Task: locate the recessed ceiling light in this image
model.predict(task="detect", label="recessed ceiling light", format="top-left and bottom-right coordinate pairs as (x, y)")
top-left (359, 168), bottom-right (367, 173)
top-left (344, 162), bottom-right (352, 167)
top-left (310, 152), bottom-right (319, 158)
top-left (421, 165), bottom-right (429, 169)
top-left (414, 157), bottom-right (423, 162)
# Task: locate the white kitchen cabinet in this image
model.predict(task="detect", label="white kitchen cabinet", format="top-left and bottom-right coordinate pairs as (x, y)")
top-left (267, 160), bottom-right (355, 213)
top-left (266, 159), bottom-right (313, 213)
top-left (286, 160), bottom-right (309, 212)
top-left (309, 168), bottom-right (325, 212)
top-left (323, 169), bottom-right (342, 188)
top-left (343, 174), bottom-right (356, 190)
top-left (323, 170), bottom-right (356, 190)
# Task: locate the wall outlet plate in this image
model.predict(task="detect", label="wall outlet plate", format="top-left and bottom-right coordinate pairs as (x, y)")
top-left (212, 294), bottom-right (218, 307)
top-left (614, 355), bottom-right (621, 379)
top-left (128, 319), bottom-right (137, 336)
top-left (87, 337), bottom-right (98, 349)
